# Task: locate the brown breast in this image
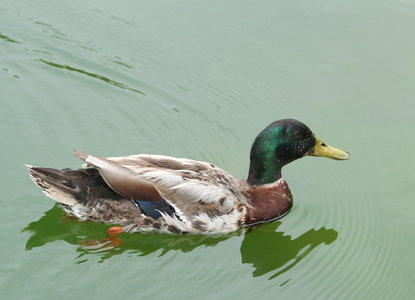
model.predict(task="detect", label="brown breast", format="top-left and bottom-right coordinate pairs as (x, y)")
top-left (242, 179), bottom-right (293, 225)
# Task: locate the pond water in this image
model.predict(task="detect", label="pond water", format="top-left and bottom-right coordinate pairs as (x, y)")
top-left (1, 0), bottom-right (415, 299)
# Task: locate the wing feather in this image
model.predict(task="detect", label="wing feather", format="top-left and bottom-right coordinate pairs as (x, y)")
top-left (75, 151), bottom-right (247, 223)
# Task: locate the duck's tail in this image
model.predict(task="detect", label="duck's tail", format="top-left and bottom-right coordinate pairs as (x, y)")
top-left (26, 165), bottom-right (80, 206)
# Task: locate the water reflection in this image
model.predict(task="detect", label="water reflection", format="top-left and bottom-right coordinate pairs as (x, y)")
top-left (241, 222), bottom-right (338, 279)
top-left (23, 205), bottom-right (338, 277)
top-left (23, 205), bottom-right (238, 258)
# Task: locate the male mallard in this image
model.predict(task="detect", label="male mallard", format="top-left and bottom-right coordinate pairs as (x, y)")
top-left (27, 119), bottom-right (349, 236)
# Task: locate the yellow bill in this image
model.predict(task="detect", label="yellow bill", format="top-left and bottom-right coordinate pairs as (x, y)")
top-left (309, 137), bottom-right (350, 160)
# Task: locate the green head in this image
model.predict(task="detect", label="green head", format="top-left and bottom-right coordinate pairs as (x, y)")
top-left (247, 119), bottom-right (349, 185)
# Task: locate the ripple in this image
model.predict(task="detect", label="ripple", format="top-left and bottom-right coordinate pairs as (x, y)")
top-left (37, 59), bottom-right (146, 95)
top-left (305, 188), bottom-right (401, 299)
top-left (0, 32), bottom-right (21, 44)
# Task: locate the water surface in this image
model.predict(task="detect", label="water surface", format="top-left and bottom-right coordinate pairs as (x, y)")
top-left (1, 0), bottom-right (415, 299)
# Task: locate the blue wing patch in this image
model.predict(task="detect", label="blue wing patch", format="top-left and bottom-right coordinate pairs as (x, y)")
top-left (134, 200), bottom-right (176, 219)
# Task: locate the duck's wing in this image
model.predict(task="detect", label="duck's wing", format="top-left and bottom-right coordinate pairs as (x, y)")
top-left (74, 150), bottom-right (247, 218)
top-left (73, 150), bottom-right (164, 202)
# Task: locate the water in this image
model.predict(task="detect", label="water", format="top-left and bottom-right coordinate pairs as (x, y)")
top-left (1, 0), bottom-right (415, 299)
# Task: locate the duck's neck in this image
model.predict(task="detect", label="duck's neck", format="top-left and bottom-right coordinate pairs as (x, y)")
top-left (247, 156), bottom-right (283, 186)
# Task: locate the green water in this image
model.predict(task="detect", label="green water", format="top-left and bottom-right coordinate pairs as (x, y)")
top-left (1, 0), bottom-right (415, 299)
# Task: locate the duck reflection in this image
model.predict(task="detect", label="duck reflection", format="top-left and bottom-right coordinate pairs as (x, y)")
top-left (23, 205), bottom-right (337, 276)
top-left (23, 205), bottom-right (239, 259)
top-left (241, 222), bottom-right (337, 279)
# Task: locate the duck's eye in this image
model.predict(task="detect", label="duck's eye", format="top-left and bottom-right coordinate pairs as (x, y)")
top-left (293, 130), bottom-right (303, 138)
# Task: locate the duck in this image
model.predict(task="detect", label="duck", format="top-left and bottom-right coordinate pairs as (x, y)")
top-left (27, 119), bottom-right (349, 236)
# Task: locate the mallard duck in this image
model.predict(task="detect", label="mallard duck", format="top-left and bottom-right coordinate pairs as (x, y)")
top-left (27, 119), bottom-right (349, 236)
